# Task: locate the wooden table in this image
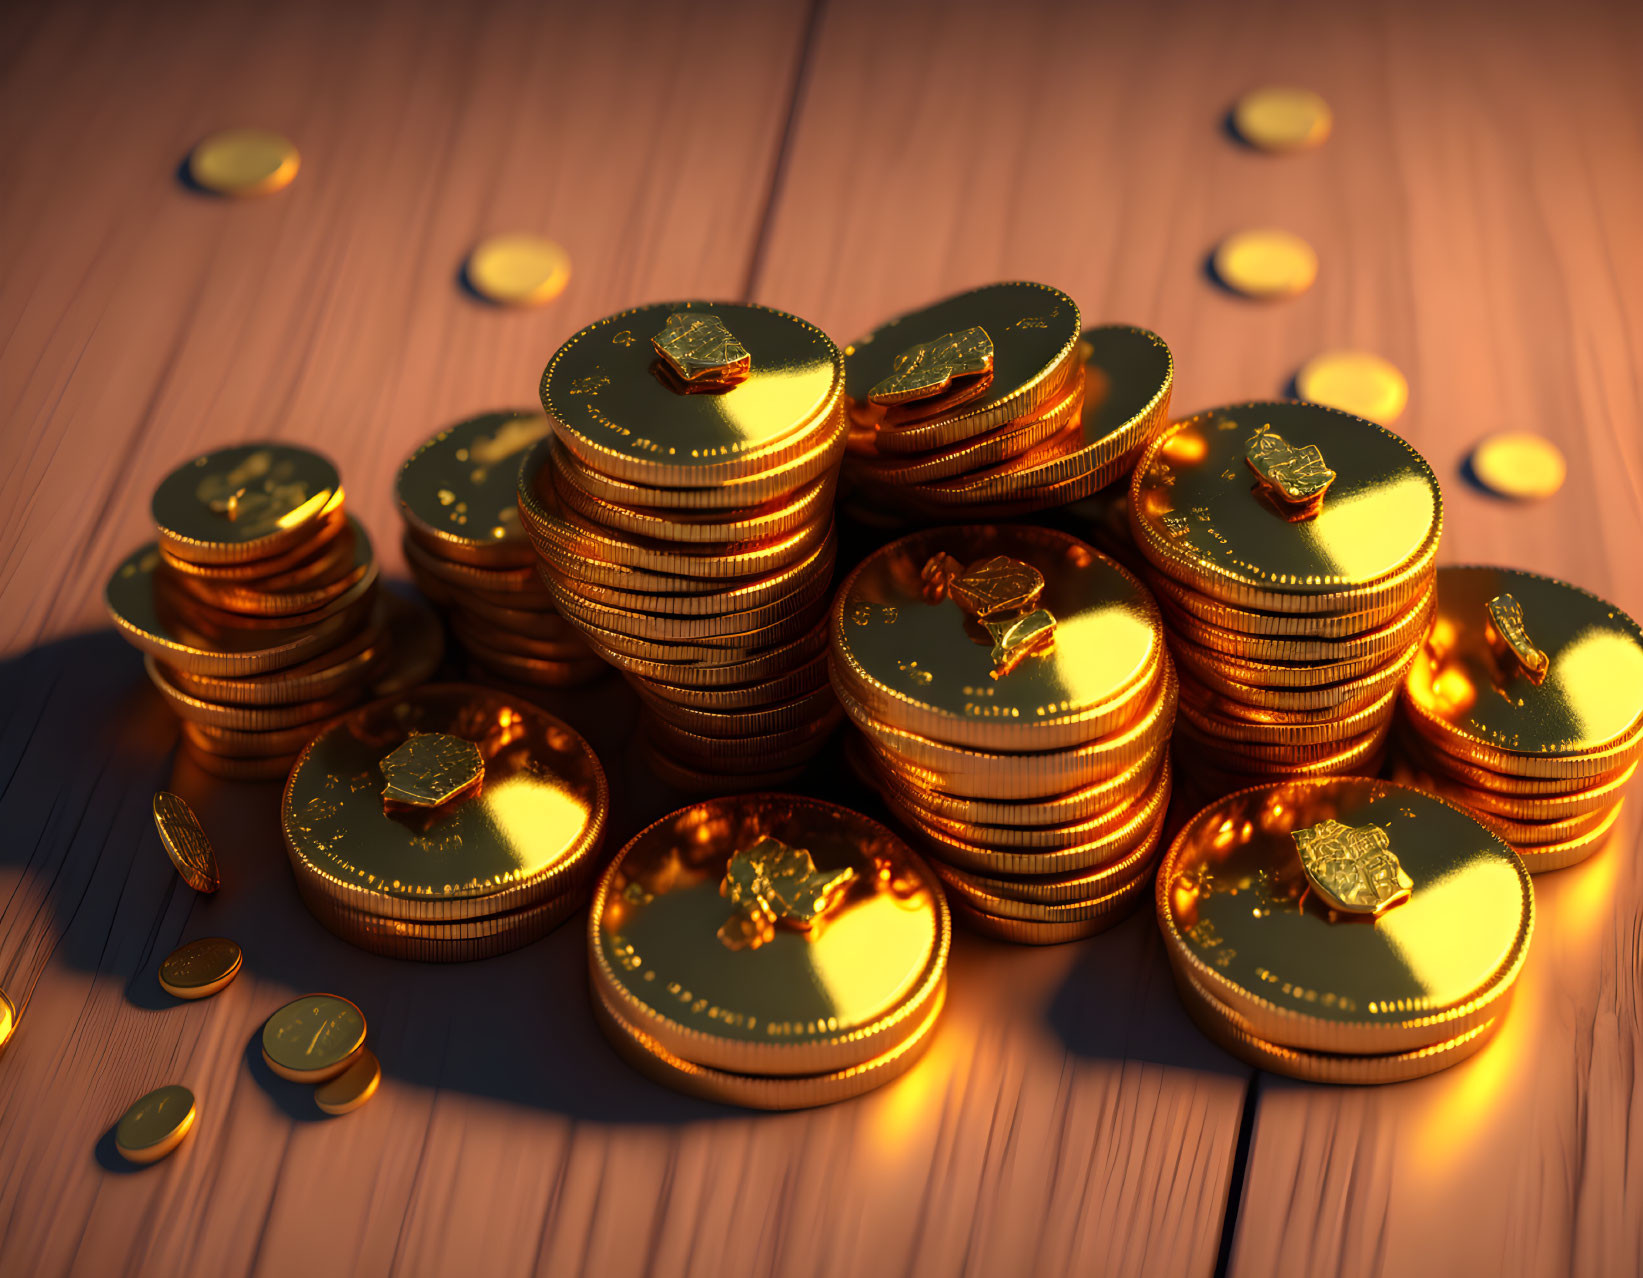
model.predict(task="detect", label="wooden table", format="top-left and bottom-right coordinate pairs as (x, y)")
top-left (2, 1), bottom-right (1639, 1274)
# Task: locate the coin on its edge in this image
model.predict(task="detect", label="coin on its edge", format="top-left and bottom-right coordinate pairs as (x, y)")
top-left (158, 938), bottom-right (243, 1001)
top-left (115, 1084), bottom-right (196, 1165)
top-left (153, 792), bottom-right (221, 893)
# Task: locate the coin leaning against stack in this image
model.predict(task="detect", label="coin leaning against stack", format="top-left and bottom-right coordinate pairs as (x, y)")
top-left (522, 301), bottom-right (848, 788)
top-left (588, 794), bottom-right (949, 1109)
top-left (107, 443), bottom-right (440, 780)
top-left (1158, 777), bottom-right (1533, 1083)
top-left (1397, 565), bottom-right (1643, 872)
top-left (282, 684), bottom-right (607, 960)
top-left (1128, 401), bottom-right (1442, 809)
top-left (396, 410), bottom-right (602, 689)
top-left (830, 524), bottom-right (1177, 943)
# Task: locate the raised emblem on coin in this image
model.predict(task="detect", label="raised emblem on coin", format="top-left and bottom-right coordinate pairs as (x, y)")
top-left (1484, 593), bottom-right (1549, 685)
top-left (867, 326), bottom-right (994, 406)
top-left (651, 312), bottom-right (751, 387)
top-left (718, 836), bottom-right (856, 951)
top-left (152, 792), bottom-right (221, 893)
top-left (934, 554), bottom-right (1059, 677)
top-left (1292, 818), bottom-right (1412, 915)
top-left (379, 732), bottom-right (484, 809)
top-left (1244, 429), bottom-right (1335, 512)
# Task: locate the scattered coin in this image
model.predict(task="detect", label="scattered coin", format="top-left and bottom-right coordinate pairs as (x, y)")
top-left (315, 1047), bottom-right (381, 1115)
top-left (114, 1084), bottom-right (196, 1165)
top-left (465, 233), bottom-right (571, 306)
top-left (1294, 349), bottom-right (1408, 424)
top-left (0, 986), bottom-right (14, 1055)
top-left (158, 938), bottom-right (243, 1001)
top-left (1469, 431), bottom-right (1566, 500)
top-left (187, 128), bottom-right (300, 197)
top-left (1212, 228), bottom-right (1318, 299)
top-left (261, 994), bottom-right (366, 1083)
top-left (1232, 86), bottom-right (1332, 152)
top-left (152, 792), bottom-right (221, 893)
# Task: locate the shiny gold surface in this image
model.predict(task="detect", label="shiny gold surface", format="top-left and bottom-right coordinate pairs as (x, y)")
top-left (867, 327), bottom-right (994, 407)
top-left (157, 937), bottom-right (242, 1000)
top-left (1292, 818), bottom-right (1412, 914)
top-left (1469, 431), bottom-right (1566, 500)
top-left (1232, 86), bottom-right (1333, 151)
top-left (1245, 429), bottom-right (1335, 511)
top-left (260, 994), bottom-right (367, 1082)
top-left (152, 792), bottom-right (221, 893)
top-left (542, 301), bottom-right (841, 486)
top-left (114, 1085), bottom-right (196, 1164)
top-left (1130, 401), bottom-right (1441, 608)
top-left (283, 685), bottom-right (607, 920)
top-left (379, 732), bottom-right (484, 809)
top-left (1408, 566), bottom-right (1643, 757)
top-left (0, 986), bottom-right (13, 1055)
top-left (314, 1047), bottom-right (381, 1115)
top-left (151, 444), bottom-right (339, 562)
top-left (717, 836), bottom-right (856, 950)
top-left (651, 312), bottom-right (752, 386)
top-left (1212, 229), bottom-right (1317, 299)
top-left (188, 128), bottom-right (299, 196)
top-left (465, 233), bottom-right (570, 307)
top-left (1295, 350), bottom-right (1409, 425)
top-left (397, 411), bottom-right (550, 560)
top-left (590, 795), bottom-right (948, 1076)
top-left (1159, 777), bottom-right (1532, 1053)
top-left (831, 525), bottom-right (1161, 751)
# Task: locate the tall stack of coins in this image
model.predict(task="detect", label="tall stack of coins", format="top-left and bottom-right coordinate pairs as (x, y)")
top-left (1128, 402), bottom-right (1441, 806)
top-left (1158, 778), bottom-right (1533, 1084)
top-left (588, 795), bottom-right (949, 1109)
top-left (107, 444), bottom-right (408, 780)
top-left (282, 685), bottom-right (607, 960)
top-left (396, 411), bottom-right (601, 688)
top-left (1398, 566), bottom-right (1643, 872)
top-left (522, 302), bottom-right (847, 787)
top-left (830, 526), bottom-right (1176, 944)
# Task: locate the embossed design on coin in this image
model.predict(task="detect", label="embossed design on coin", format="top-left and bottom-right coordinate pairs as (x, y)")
top-left (867, 326), bottom-right (994, 406)
top-left (261, 994), bottom-right (367, 1083)
top-left (1292, 818), bottom-right (1412, 915)
top-left (379, 732), bottom-right (484, 809)
top-left (949, 555), bottom-right (1046, 618)
top-left (982, 609), bottom-right (1059, 677)
top-left (152, 792), bottom-right (221, 894)
top-left (932, 554), bottom-right (1058, 678)
top-left (1484, 593), bottom-right (1548, 685)
top-left (1245, 429), bottom-right (1335, 512)
top-left (197, 448), bottom-right (319, 531)
top-left (718, 836), bottom-right (856, 951)
top-left (651, 312), bottom-right (751, 386)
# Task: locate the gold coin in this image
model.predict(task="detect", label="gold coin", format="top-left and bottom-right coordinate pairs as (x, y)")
top-left (397, 411), bottom-right (551, 564)
top-left (1171, 627), bottom-right (1411, 690)
top-left (1510, 800), bottom-right (1623, 873)
top-left (1174, 714), bottom-right (1389, 767)
top-left (158, 605), bottom-right (385, 707)
top-left (637, 684), bottom-right (836, 738)
top-left (145, 657), bottom-right (360, 731)
top-left (946, 884), bottom-right (1147, 943)
top-left (589, 794), bottom-right (949, 1077)
top-left (548, 562), bottom-right (832, 645)
top-left (179, 740), bottom-right (295, 781)
top-left (930, 806), bottom-right (1167, 906)
top-left (158, 502), bottom-right (349, 581)
top-left (167, 520), bottom-right (365, 611)
top-left (296, 877), bottom-right (584, 961)
top-left (0, 986), bottom-right (14, 1055)
top-left (261, 994), bottom-right (366, 1083)
top-left (1419, 758), bottom-right (1636, 823)
top-left (590, 619), bottom-right (829, 690)
top-left (188, 128), bottom-right (299, 196)
top-left (152, 791), bottom-right (221, 893)
top-left (1394, 722), bottom-right (1632, 796)
top-left (1469, 431), bottom-right (1566, 500)
top-left (314, 1046), bottom-right (381, 1115)
top-left (1464, 796), bottom-right (1614, 847)
top-left (1165, 586), bottom-right (1433, 665)
top-left (1295, 350), bottom-right (1408, 425)
top-left (1144, 565), bottom-right (1408, 639)
top-left (637, 652), bottom-right (830, 712)
top-left (152, 445), bottom-right (339, 565)
top-left (1171, 716), bottom-right (1390, 783)
top-left (1213, 229), bottom-right (1318, 299)
top-left (181, 717), bottom-right (323, 760)
top-left (115, 1084), bottom-right (196, 1164)
top-left (158, 937), bottom-right (243, 1000)
top-left (640, 741), bottom-right (806, 794)
top-left (465, 234), bottom-right (570, 307)
top-left (1158, 777), bottom-right (1533, 1054)
top-left (400, 532), bottom-right (546, 598)
top-left (1232, 86), bottom-right (1332, 152)
top-left (1179, 681), bottom-right (1399, 748)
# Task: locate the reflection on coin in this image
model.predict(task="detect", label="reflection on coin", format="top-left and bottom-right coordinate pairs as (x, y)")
top-left (1469, 431), bottom-right (1566, 500)
top-left (1213, 229), bottom-right (1317, 299)
top-left (152, 792), bottom-right (221, 893)
top-left (188, 129), bottom-right (299, 196)
top-left (466, 233), bottom-right (570, 306)
top-left (1295, 350), bottom-right (1408, 424)
top-left (115, 1084), bottom-right (196, 1164)
top-left (158, 938), bottom-right (243, 1000)
top-left (315, 1047), bottom-right (381, 1115)
top-left (1232, 87), bottom-right (1332, 151)
top-left (261, 994), bottom-right (367, 1083)
top-left (0, 986), bottom-right (14, 1055)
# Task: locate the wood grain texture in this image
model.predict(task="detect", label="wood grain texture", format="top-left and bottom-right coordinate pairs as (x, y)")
top-left (1, 0), bottom-right (1640, 1275)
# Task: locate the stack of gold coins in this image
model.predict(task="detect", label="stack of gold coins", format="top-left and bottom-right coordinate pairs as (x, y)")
top-left (1158, 777), bottom-right (1533, 1084)
top-left (829, 525), bottom-right (1176, 944)
top-left (1398, 565), bottom-right (1643, 872)
top-left (106, 443), bottom-right (407, 780)
top-left (1128, 402), bottom-right (1442, 807)
top-left (282, 684), bottom-right (607, 960)
top-left (587, 794), bottom-right (949, 1109)
top-left (522, 302), bottom-right (847, 787)
top-left (396, 410), bottom-right (601, 689)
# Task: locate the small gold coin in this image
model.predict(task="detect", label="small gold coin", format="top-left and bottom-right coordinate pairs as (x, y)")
top-left (188, 128), bottom-right (299, 196)
top-left (1295, 350), bottom-right (1408, 424)
top-left (261, 994), bottom-right (366, 1083)
top-left (466, 233), bottom-right (570, 306)
top-left (1213, 229), bottom-right (1318, 299)
top-left (1469, 431), bottom-right (1566, 500)
top-left (1232, 86), bottom-right (1333, 152)
top-left (0, 986), bottom-right (14, 1055)
top-left (114, 1084), bottom-right (196, 1164)
top-left (315, 1047), bottom-right (381, 1115)
top-left (158, 937), bottom-right (243, 1000)
top-left (152, 792), bottom-right (221, 893)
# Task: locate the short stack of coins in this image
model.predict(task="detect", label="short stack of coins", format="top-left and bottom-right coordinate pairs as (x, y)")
top-left (1158, 777), bottom-right (1533, 1084)
top-left (106, 443), bottom-right (395, 780)
top-left (396, 411), bottom-right (601, 689)
top-left (1398, 565), bottom-right (1643, 872)
top-left (521, 302), bottom-right (847, 788)
top-left (587, 795), bottom-right (949, 1109)
top-left (1128, 402), bottom-right (1442, 808)
top-left (830, 525), bottom-right (1177, 944)
top-left (843, 288), bottom-right (1175, 520)
top-left (282, 685), bottom-right (607, 961)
